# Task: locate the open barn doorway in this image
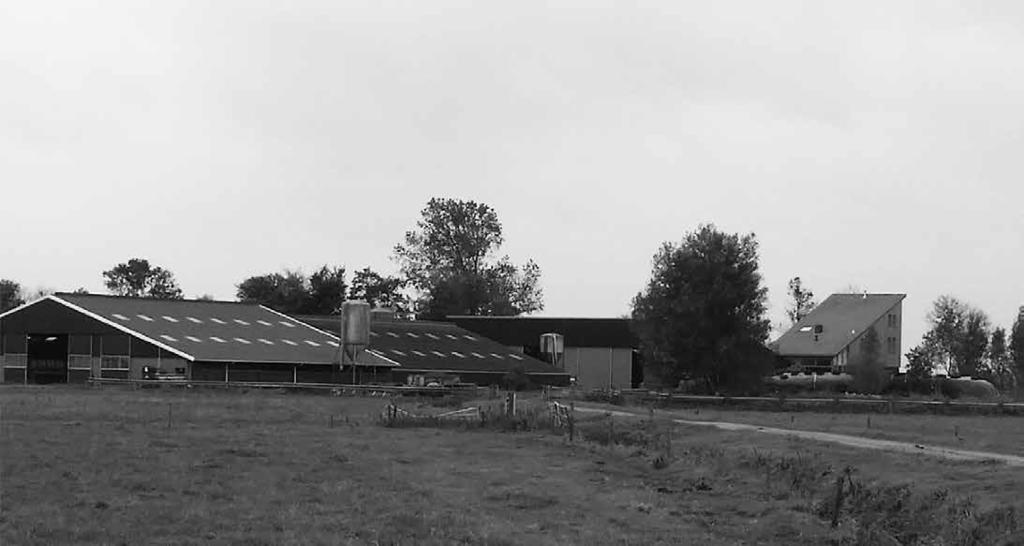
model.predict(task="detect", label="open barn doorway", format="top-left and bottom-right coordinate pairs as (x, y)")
top-left (27, 334), bottom-right (68, 384)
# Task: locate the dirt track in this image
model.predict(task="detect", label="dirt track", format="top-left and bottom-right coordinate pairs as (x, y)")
top-left (575, 406), bottom-right (1024, 466)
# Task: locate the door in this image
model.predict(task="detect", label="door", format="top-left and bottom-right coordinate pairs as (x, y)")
top-left (27, 334), bottom-right (69, 384)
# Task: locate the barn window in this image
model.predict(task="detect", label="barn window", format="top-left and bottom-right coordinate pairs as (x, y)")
top-left (101, 356), bottom-right (130, 369)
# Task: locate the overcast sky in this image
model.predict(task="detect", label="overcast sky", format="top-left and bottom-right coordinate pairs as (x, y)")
top-left (3, 1), bottom-right (1024, 360)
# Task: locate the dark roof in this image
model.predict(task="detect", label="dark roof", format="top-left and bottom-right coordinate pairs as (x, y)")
top-left (299, 316), bottom-right (564, 374)
top-left (448, 316), bottom-right (637, 348)
top-left (34, 293), bottom-right (397, 366)
top-left (774, 293), bottom-right (906, 357)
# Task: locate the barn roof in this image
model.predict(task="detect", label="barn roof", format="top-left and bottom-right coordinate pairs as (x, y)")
top-left (447, 316), bottom-right (637, 348)
top-left (298, 316), bottom-right (565, 375)
top-left (774, 293), bottom-right (905, 357)
top-left (10, 294), bottom-right (399, 366)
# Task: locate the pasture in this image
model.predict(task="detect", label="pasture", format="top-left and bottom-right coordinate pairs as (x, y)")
top-left (2, 386), bottom-right (1024, 545)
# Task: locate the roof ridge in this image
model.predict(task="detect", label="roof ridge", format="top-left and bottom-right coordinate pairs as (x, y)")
top-left (56, 292), bottom-right (258, 305)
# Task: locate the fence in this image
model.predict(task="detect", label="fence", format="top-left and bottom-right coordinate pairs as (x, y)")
top-left (546, 388), bottom-right (1024, 416)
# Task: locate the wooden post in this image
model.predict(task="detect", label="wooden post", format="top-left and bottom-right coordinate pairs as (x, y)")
top-left (831, 475), bottom-right (845, 528)
top-left (568, 401), bottom-right (575, 442)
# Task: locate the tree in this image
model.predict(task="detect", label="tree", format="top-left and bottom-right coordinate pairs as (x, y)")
top-left (306, 265), bottom-right (347, 315)
top-left (393, 198), bottom-right (543, 320)
top-left (905, 342), bottom-right (936, 382)
top-left (848, 326), bottom-right (885, 393)
top-left (960, 309), bottom-right (991, 378)
top-left (102, 259), bottom-right (183, 299)
top-left (1011, 307), bottom-right (1024, 387)
top-left (0, 279), bottom-right (25, 312)
top-left (987, 327), bottom-right (1016, 392)
top-left (786, 277), bottom-right (816, 324)
top-left (922, 295), bottom-right (990, 376)
top-left (236, 271), bottom-right (311, 315)
top-left (631, 224), bottom-right (773, 393)
top-left (349, 268), bottom-right (408, 312)
top-left (236, 266), bottom-right (347, 315)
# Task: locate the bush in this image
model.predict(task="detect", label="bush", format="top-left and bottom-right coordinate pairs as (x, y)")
top-left (500, 366), bottom-right (535, 391)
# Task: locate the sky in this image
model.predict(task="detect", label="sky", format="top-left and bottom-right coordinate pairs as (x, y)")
top-left (3, 1), bottom-right (1024, 362)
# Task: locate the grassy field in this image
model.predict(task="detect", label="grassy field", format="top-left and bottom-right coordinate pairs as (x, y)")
top-left (2, 386), bottom-right (1024, 545)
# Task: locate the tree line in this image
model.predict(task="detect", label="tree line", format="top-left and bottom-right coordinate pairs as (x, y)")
top-left (905, 296), bottom-right (1024, 391)
top-left (8, 199), bottom-right (1019, 396)
top-left (0, 198), bottom-right (545, 322)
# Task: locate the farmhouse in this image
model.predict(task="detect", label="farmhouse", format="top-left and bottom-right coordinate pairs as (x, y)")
top-left (773, 293), bottom-right (905, 374)
top-left (449, 316), bottom-right (639, 390)
top-left (0, 294), bottom-right (568, 386)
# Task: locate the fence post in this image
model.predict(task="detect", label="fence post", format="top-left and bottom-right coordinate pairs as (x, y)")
top-left (505, 392), bottom-right (517, 416)
top-left (831, 475), bottom-right (844, 528)
top-left (569, 401), bottom-right (575, 443)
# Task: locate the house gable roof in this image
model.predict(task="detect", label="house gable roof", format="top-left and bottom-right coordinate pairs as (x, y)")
top-left (774, 293), bottom-right (905, 357)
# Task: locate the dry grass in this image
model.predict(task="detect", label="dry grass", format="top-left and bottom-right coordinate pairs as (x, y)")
top-left (2, 386), bottom-right (1024, 545)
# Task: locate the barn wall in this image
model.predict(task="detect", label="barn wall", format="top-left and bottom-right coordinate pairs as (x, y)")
top-left (562, 347), bottom-right (632, 390)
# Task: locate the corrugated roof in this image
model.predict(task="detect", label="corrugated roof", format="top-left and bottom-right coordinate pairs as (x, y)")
top-left (448, 316), bottom-right (637, 348)
top-left (299, 316), bottom-right (565, 374)
top-left (774, 293), bottom-right (905, 357)
top-left (50, 294), bottom-right (397, 366)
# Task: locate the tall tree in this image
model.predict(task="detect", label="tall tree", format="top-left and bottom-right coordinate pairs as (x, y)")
top-left (306, 265), bottom-right (347, 315)
top-left (786, 277), bottom-right (816, 324)
top-left (393, 198), bottom-right (543, 320)
top-left (236, 271), bottom-right (310, 315)
top-left (0, 279), bottom-right (25, 312)
top-left (905, 342), bottom-right (936, 382)
top-left (1011, 307), bottom-right (1024, 387)
top-left (848, 326), bottom-right (885, 393)
top-left (987, 327), bottom-right (1015, 392)
top-left (631, 224), bottom-right (773, 392)
top-left (102, 259), bottom-right (184, 299)
top-left (236, 265), bottom-right (347, 315)
top-left (959, 309), bottom-right (991, 377)
top-left (349, 268), bottom-right (408, 312)
top-left (923, 295), bottom-right (990, 376)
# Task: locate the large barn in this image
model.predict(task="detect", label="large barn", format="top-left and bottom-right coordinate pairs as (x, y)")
top-left (300, 314), bottom-right (570, 387)
top-left (0, 294), bottom-right (568, 387)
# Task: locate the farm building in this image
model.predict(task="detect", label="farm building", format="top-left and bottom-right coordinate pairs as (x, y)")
top-left (448, 316), bottom-right (640, 390)
top-left (300, 314), bottom-right (570, 387)
top-left (0, 293), bottom-right (568, 387)
top-left (773, 293), bottom-right (906, 374)
top-left (0, 293), bottom-right (399, 385)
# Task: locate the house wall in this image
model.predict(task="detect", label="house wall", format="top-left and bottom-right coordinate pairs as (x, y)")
top-left (842, 301), bottom-right (903, 372)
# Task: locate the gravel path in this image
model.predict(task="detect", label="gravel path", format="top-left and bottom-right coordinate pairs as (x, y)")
top-left (575, 406), bottom-right (1024, 466)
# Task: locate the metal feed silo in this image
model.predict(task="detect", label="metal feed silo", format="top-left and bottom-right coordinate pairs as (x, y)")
top-left (539, 332), bottom-right (564, 369)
